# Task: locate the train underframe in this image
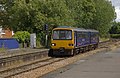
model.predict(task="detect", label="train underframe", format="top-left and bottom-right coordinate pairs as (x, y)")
top-left (48, 44), bottom-right (98, 57)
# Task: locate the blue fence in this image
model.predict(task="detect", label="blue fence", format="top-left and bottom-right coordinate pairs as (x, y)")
top-left (0, 38), bottom-right (19, 49)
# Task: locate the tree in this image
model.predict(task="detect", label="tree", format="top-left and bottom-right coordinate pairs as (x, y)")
top-left (1, 0), bottom-right (74, 32)
top-left (40, 0), bottom-right (75, 29)
top-left (109, 22), bottom-right (120, 34)
top-left (65, 0), bottom-right (96, 28)
top-left (1, 0), bottom-right (116, 43)
top-left (92, 0), bottom-right (116, 37)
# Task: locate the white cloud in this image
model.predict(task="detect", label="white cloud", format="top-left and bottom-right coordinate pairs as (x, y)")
top-left (110, 0), bottom-right (120, 7)
top-left (110, 0), bottom-right (120, 22)
top-left (115, 7), bottom-right (120, 22)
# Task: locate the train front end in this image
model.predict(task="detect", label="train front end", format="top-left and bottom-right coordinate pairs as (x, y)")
top-left (50, 28), bottom-right (74, 56)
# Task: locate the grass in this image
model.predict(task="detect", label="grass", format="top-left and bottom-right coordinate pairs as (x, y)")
top-left (0, 48), bottom-right (7, 53)
top-left (100, 38), bottom-right (110, 42)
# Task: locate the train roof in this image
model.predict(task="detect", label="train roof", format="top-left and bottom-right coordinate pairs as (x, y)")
top-left (57, 26), bottom-right (72, 28)
top-left (74, 28), bottom-right (99, 33)
top-left (73, 28), bottom-right (88, 32)
top-left (86, 29), bottom-right (99, 33)
top-left (53, 26), bottom-right (99, 33)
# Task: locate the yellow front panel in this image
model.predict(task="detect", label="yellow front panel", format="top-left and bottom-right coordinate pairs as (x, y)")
top-left (51, 40), bottom-right (74, 49)
top-left (51, 27), bottom-right (75, 49)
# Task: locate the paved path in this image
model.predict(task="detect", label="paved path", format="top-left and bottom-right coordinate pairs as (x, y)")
top-left (41, 48), bottom-right (120, 78)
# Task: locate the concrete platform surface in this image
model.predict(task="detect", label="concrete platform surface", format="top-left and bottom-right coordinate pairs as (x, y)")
top-left (0, 48), bottom-right (48, 58)
top-left (41, 48), bottom-right (120, 78)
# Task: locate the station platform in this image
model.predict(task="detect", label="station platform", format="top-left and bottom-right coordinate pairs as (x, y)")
top-left (0, 48), bottom-right (49, 58)
top-left (41, 48), bottom-right (120, 78)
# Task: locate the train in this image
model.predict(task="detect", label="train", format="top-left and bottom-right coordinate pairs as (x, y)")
top-left (48, 26), bottom-right (99, 56)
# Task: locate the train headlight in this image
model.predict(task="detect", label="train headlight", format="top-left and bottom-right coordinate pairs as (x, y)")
top-left (51, 43), bottom-right (56, 46)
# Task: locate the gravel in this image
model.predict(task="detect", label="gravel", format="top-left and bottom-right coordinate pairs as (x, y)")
top-left (12, 48), bottom-right (107, 78)
top-left (4, 41), bottom-right (120, 78)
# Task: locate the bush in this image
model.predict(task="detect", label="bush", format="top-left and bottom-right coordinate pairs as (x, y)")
top-left (13, 31), bottom-right (30, 47)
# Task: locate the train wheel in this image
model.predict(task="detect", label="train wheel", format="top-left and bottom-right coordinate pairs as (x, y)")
top-left (74, 48), bottom-right (78, 54)
top-left (96, 44), bottom-right (98, 48)
top-left (48, 49), bottom-right (53, 57)
top-left (80, 47), bottom-right (84, 53)
top-left (93, 44), bottom-right (96, 50)
top-left (88, 45), bottom-right (92, 51)
top-left (83, 47), bottom-right (86, 52)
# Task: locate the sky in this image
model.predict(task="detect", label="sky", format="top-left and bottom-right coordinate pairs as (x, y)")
top-left (110, 0), bottom-right (120, 22)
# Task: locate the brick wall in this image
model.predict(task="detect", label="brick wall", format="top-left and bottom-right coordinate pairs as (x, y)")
top-left (1, 28), bottom-right (13, 38)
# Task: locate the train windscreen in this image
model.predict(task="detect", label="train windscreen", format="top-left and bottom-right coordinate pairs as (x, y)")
top-left (53, 30), bottom-right (72, 40)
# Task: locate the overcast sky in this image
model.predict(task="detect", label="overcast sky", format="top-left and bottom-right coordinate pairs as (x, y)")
top-left (110, 0), bottom-right (120, 22)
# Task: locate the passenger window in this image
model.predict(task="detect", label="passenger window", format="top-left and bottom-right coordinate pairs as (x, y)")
top-left (77, 32), bottom-right (82, 38)
top-left (66, 31), bottom-right (72, 39)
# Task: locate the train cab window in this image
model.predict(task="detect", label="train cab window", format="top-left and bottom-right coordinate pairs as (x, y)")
top-left (66, 31), bottom-right (72, 39)
top-left (53, 31), bottom-right (59, 39)
top-left (53, 30), bottom-right (72, 40)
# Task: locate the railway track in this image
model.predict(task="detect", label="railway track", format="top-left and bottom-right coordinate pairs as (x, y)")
top-left (99, 39), bottom-right (120, 48)
top-left (0, 49), bottom-right (48, 68)
top-left (0, 39), bottom-right (119, 78)
top-left (0, 57), bottom-right (67, 78)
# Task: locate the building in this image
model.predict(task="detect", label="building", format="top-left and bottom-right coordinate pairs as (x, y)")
top-left (0, 27), bottom-right (14, 38)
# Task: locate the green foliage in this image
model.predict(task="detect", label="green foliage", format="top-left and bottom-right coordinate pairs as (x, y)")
top-left (0, 48), bottom-right (6, 53)
top-left (109, 22), bottom-right (120, 34)
top-left (13, 31), bottom-right (30, 43)
top-left (1, 0), bottom-right (116, 46)
top-left (92, 0), bottom-right (116, 37)
top-left (0, 0), bottom-right (13, 29)
top-left (65, 0), bottom-right (96, 28)
top-left (110, 34), bottom-right (120, 39)
top-left (100, 38), bottom-right (110, 42)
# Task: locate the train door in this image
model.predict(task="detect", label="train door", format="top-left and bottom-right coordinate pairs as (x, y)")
top-left (76, 32), bottom-right (83, 47)
top-left (74, 32), bottom-right (77, 47)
